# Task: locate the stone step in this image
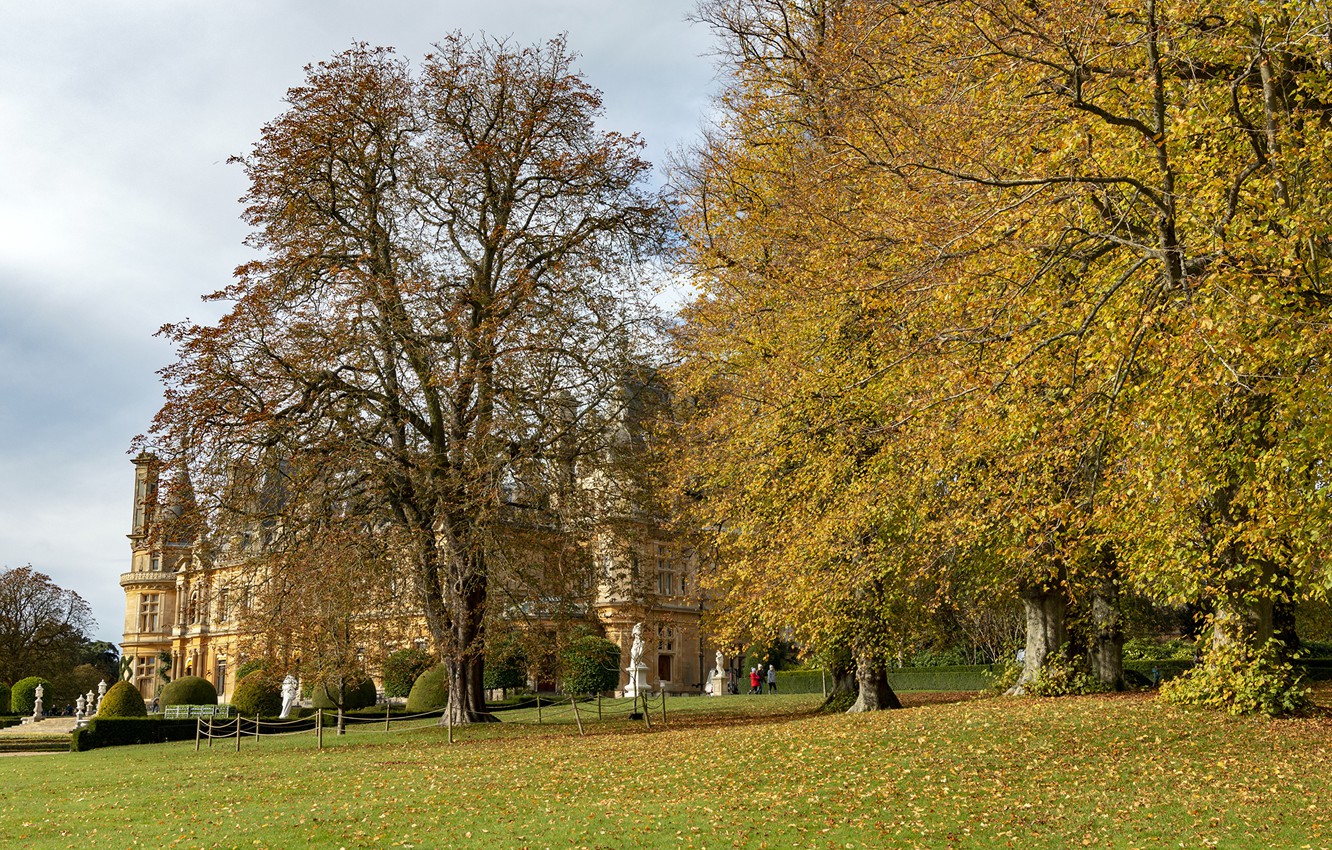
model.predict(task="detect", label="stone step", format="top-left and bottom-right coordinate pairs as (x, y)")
top-left (0, 718), bottom-right (78, 736)
top-left (0, 735), bottom-right (69, 754)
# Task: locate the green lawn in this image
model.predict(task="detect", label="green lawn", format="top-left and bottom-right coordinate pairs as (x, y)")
top-left (2, 691), bottom-right (1330, 849)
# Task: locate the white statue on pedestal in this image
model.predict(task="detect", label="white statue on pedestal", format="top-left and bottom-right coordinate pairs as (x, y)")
top-left (708, 651), bottom-right (728, 697)
top-left (624, 622), bottom-right (649, 699)
top-left (279, 675), bottom-right (299, 719)
top-left (96, 679), bottom-right (107, 714)
top-left (32, 684), bottom-right (44, 720)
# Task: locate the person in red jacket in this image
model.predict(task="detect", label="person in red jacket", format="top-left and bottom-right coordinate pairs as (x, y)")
top-left (749, 667), bottom-right (760, 694)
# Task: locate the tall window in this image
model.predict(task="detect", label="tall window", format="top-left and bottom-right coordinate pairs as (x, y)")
top-left (138, 594), bottom-right (160, 632)
top-left (655, 544), bottom-right (676, 597)
top-left (215, 658), bottom-right (227, 694)
top-left (216, 587), bottom-right (229, 623)
top-left (135, 655), bottom-right (156, 691)
top-left (656, 625), bottom-right (675, 683)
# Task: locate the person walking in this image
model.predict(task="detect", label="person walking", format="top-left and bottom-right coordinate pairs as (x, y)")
top-left (749, 666), bottom-right (760, 694)
top-left (767, 664), bottom-right (777, 694)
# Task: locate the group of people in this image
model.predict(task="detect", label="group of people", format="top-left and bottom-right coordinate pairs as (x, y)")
top-left (748, 664), bottom-right (777, 694)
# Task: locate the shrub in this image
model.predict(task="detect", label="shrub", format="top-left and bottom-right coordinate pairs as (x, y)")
top-left (71, 718), bottom-right (197, 752)
top-left (1023, 651), bottom-right (1105, 697)
top-left (97, 680), bottom-right (148, 718)
top-left (1161, 638), bottom-right (1311, 716)
top-left (406, 664), bottom-right (449, 712)
top-left (1123, 638), bottom-right (1196, 662)
top-left (0, 682), bottom-right (9, 715)
top-left (157, 675), bottom-right (217, 708)
top-left (383, 649), bottom-right (434, 698)
top-left (235, 660), bottom-right (267, 682)
top-left (311, 677), bottom-right (377, 710)
top-left (484, 635), bottom-right (527, 691)
top-left (559, 635), bottom-right (621, 696)
top-left (231, 674), bottom-right (283, 717)
top-left (11, 676), bottom-right (53, 715)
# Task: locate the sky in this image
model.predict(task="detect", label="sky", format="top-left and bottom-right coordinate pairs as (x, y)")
top-left (0, 1), bottom-right (718, 644)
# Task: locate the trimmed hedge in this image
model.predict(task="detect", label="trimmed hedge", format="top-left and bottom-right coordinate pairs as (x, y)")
top-left (407, 665), bottom-right (449, 712)
top-left (71, 718), bottom-right (198, 752)
top-left (158, 675), bottom-right (218, 708)
top-left (231, 674), bottom-right (283, 717)
top-left (11, 677), bottom-right (53, 715)
top-left (383, 649), bottom-right (434, 698)
top-left (311, 678), bottom-right (377, 710)
top-left (98, 680), bottom-right (148, 717)
top-left (559, 635), bottom-right (621, 696)
top-left (235, 660), bottom-right (266, 682)
top-left (774, 670), bottom-right (827, 694)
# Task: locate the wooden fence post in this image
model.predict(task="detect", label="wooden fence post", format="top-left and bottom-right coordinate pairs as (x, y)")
top-left (235, 716), bottom-right (241, 752)
top-left (571, 697), bottom-right (584, 737)
top-left (317, 709), bottom-right (323, 750)
top-left (194, 718), bottom-right (201, 752)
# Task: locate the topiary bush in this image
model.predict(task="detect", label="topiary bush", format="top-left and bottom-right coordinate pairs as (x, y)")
top-left (559, 635), bottom-right (621, 696)
top-left (97, 680), bottom-right (148, 718)
top-left (235, 660), bottom-right (267, 682)
top-left (0, 682), bottom-right (10, 716)
top-left (157, 675), bottom-right (218, 708)
top-left (231, 674), bottom-right (283, 717)
top-left (311, 677), bottom-right (377, 710)
top-left (484, 634), bottom-right (527, 691)
top-left (406, 664), bottom-right (449, 712)
top-left (383, 649), bottom-right (434, 698)
top-left (1161, 638), bottom-right (1311, 716)
top-left (10, 676), bottom-right (53, 715)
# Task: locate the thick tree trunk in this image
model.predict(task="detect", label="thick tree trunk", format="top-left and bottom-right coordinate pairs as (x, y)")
top-left (443, 552), bottom-right (495, 725)
top-left (1088, 586), bottom-right (1124, 691)
top-left (1008, 587), bottom-right (1068, 695)
top-left (846, 648), bottom-right (902, 712)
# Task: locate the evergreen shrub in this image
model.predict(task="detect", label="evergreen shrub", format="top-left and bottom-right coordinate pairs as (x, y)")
top-left (235, 660), bottom-right (267, 682)
top-left (559, 635), bottom-right (620, 696)
top-left (311, 677), bottom-right (377, 710)
top-left (484, 635), bottom-right (527, 691)
top-left (71, 718), bottom-right (197, 752)
top-left (406, 665), bottom-right (449, 712)
top-left (97, 681), bottom-right (148, 718)
top-left (231, 674), bottom-right (283, 717)
top-left (157, 675), bottom-right (218, 708)
top-left (11, 677), bottom-right (53, 715)
top-left (383, 649), bottom-right (434, 698)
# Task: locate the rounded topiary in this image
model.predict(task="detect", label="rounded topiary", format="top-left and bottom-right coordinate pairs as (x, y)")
top-left (231, 674), bottom-right (283, 717)
top-left (158, 675), bottom-right (218, 708)
top-left (406, 664), bottom-right (449, 712)
top-left (383, 649), bottom-right (434, 698)
top-left (10, 676), bottom-right (53, 715)
top-left (559, 635), bottom-right (621, 696)
top-left (235, 660), bottom-right (266, 682)
top-left (97, 680), bottom-right (148, 718)
top-left (0, 683), bottom-right (10, 716)
top-left (311, 677), bottom-right (377, 710)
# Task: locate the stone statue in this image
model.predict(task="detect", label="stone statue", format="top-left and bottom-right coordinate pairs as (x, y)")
top-left (75, 694), bottom-right (86, 719)
top-left (32, 684), bottom-right (44, 720)
top-left (629, 623), bottom-right (644, 669)
top-left (96, 679), bottom-right (107, 714)
top-left (708, 651), bottom-right (728, 698)
top-left (279, 674), bottom-right (299, 719)
top-left (713, 650), bottom-right (726, 677)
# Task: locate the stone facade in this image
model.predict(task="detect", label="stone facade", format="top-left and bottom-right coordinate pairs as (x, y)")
top-left (120, 453), bottom-right (714, 702)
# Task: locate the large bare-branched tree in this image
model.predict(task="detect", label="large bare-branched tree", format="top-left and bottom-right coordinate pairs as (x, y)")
top-left (146, 35), bottom-right (663, 723)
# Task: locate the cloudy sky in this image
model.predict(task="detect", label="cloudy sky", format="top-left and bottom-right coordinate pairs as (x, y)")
top-left (0, 1), bottom-right (717, 643)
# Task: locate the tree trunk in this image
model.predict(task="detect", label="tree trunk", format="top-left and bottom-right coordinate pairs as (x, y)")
top-left (443, 550), bottom-right (495, 725)
top-left (846, 648), bottom-right (901, 712)
top-left (1008, 587), bottom-right (1068, 695)
top-left (1087, 585), bottom-right (1124, 691)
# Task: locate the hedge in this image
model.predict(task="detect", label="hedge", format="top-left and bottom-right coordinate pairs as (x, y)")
top-left (311, 678), bottom-right (377, 710)
top-left (158, 675), bottom-right (218, 708)
top-left (71, 718), bottom-right (198, 752)
top-left (559, 636), bottom-right (621, 696)
top-left (231, 674), bottom-right (283, 717)
top-left (407, 665), bottom-right (449, 712)
top-left (11, 677), bottom-right (53, 715)
top-left (98, 680), bottom-right (148, 717)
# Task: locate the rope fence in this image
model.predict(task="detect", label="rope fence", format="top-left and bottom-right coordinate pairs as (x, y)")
top-left (192, 691), bottom-right (675, 753)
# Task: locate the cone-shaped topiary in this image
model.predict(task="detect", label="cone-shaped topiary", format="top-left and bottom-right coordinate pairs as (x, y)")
top-left (97, 680), bottom-right (148, 718)
top-left (231, 674), bottom-right (283, 717)
top-left (406, 664), bottom-right (449, 712)
top-left (10, 677), bottom-right (53, 715)
top-left (235, 660), bottom-right (266, 682)
top-left (311, 677), bottom-right (377, 710)
top-left (158, 675), bottom-right (218, 708)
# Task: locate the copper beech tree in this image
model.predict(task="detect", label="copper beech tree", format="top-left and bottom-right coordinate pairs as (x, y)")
top-left (146, 37), bottom-right (662, 723)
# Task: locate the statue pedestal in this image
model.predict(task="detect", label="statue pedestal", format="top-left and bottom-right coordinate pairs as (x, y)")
top-left (709, 673), bottom-right (727, 697)
top-left (623, 663), bottom-right (649, 699)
